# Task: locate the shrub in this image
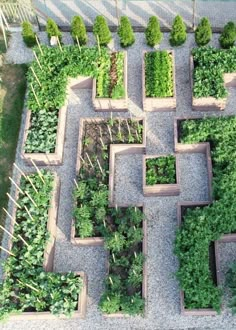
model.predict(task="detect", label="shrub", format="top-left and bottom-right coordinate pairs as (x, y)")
top-left (219, 21), bottom-right (236, 49)
top-left (21, 21), bottom-right (36, 47)
top-left (71, 16), bottom-right (87, 45)
top-left (195, 17), bottom-right (212, 46)
top-left (93, 15), bottom-right (112, 46)
top-left (169, 15), bottom-right (187, 46)
top-left (145, 16), bottom-right (162, 47)
top-left (46, 18), bottom-right (62, 40)
top-left (117, 16), bottom-right (135, 47)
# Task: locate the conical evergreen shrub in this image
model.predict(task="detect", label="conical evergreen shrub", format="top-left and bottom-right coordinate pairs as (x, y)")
top-left (169, 15), bottom-right (187, 46)
top-left (21, 21), bottom-right (36, 47)
top-left (71, 16), bottom-right (87, 45)
top-left (195, 17), bottom-right (212, 46)
top-left (46, 18), bottom-right (62, 41)
top-left (219, 21), bottom-right (236, 49)
top-left (145, 16), bottom-right (162, 47)
top-left (118, 16), bottom-right (135, 47)
top-left (93, 16), bottom-right (112, 46)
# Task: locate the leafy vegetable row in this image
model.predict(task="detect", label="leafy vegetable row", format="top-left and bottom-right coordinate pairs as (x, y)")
top-left (73, 119), bottom-right (145, 315)
top-left (146, 156), bottom-right (176, 185)
top-left (145, 51), bottom-right (173, 98)
top-left (193, 46), bottom-right (236, 99)
top-left (0, 171), bottom-right (83, 320)
top-left (175, 116), bottom-right (236, 312)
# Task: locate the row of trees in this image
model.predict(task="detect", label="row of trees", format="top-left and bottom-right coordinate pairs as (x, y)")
top-left (21, 15), bottom-right (236, 49)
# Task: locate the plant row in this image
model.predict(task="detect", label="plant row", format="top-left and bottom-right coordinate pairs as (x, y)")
top-left (175, 116), bottom-right (236, 312)
top-left (0, 171), bottom-right (83, 320)
top-left (73, 118), bottom-right (145, 315)
top-left (145, 51), bottom-right (173, 98)
top-left (192, 46), bottom-right (236, 99)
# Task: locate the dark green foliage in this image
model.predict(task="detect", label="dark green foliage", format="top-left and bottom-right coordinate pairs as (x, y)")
top-left (169, 15), bottom-right (187, 46)
top-left (195, 17), bottom-right (212, 46)
top-left (46, 18), bottom-right (62, 40)
top-left (145, 16), bottom-right (162, 47)
top-left (93, 16), bottom-right (112, 46)
top-left (145, 51), bottom-right (173, 97)
top-left (0, 172), bottom-right (83, 320)
top-left (226, 263), bottom-right (236, 313)
top-left (146, 155), bottom-right (176, 185)
top-left (175, 116), bottom-right (236, 311)
top-left (117, 16), bottom-right (135, 47)
top-left (192, 46), bottom-right (236, 99)
top-left (71, 16), bottom-right (87, 45)
top-left (21, 21), bottom-right (36, 47)
top-left (219, 21), bottom-right (236, 49)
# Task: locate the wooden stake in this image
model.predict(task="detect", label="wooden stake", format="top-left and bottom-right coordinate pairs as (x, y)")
top-left (9, 177), bottom-right (24, 195)
top-left (99, 137), bottom-right (105, 149)
top-left (18, 234), bottom-right (29, 247)
top-left (85, 152), bottom-right (94, 168)
top-left (30, 159), bottom-right (45, 184)
top-left (17, 279), bottom-right (39, 293)
top-left (33, 50), bottom-right (42, 70)
top-left (0, 245), bottom-right (15, 256)
top-left (112, 253), bottom-right (116, 262)
top-left (3, 208), bottom-right (14, 221)
top-left (107, 125), bottom-right (113, 142)
top-left (96, 158), bottom-right (104, 175)
top-left (76, 36), bottom-right (81, 52)
top-left (109, 276), bottom-right (113, 285)
top-left (30, 83), bottom-right (40, 107)
top-left (96, 35), bottom-right (101, 56)
top-left (0, 224), bottom-right (16, 240)
top-left (24, 205), bottom-right (34, 221)
top-left (134, 251), bottom-right (137, 258)
top-left (74, 178), bottom-right (79, 189)
top-left (25, 191), bottom-right (38, 208)
top-left (30, 66), bottom-right (42, 87)
top-left (13, 163), bottom-right (27, 180)
top-left (80, 155), bottom-right (85, 163)
top-left (57, 36), bottom-right (63, 52)
top-left (35, 35), bottom-right (43, 55)
top-left (7, 193), bottom-right (21, 209)
top-left (103, 219), bottom-right (106, 228)
top-left (26, 176), bottom-right (38, 194)
top-left (115, 204), bottom-right (118, 211)
top-left (126, 119), bottom-right (131, 136)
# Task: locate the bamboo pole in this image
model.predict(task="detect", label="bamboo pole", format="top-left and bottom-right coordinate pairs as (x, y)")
top-left (24, 205), bottom-right (34, 221)
top-left (96, 158), bottom-right (104, 175)
top-left (0, 224), bottom-right (16, 240)
top-left (33, 50), bottom-right (43, 70)
top-left (25, 191), bottom-right (38, 208)
top-left (96, 35), bottom-right (101, 56)
top-left (0, 245), bottom-right (15, 256)
top-left (80, 155), bottom-right (85, 163)
top-left (17, 279), bottom-right (39, 293)
top-left (13, 163), bottom-right (27, 180)
top-left (100, 137), bottom-right (105, 149)
top-left (57, 36), bottom-right (63, 52)
top-left (30, 66), bottom-right (42, 87)
top-left (18, 234), bottom-right (29, 247)
top-left (76, 36), bottom-right (81, 52)
top-left (74, 178), bottom-right (79, 189)
top-left (6, 193), bottom-right (21, 209)
top-left (30, 83), bottom-right (40, 107)
top-left (30, 159), bottom-right (45, 184)
top-left (85, 152), bottom-right (94, 168)
top-left (26, 176), bottom-right (38, 194)
top-left (9, 177), bottom-right (24, 195)
top-left (107, 125), bottom-right (113, 142)
top-left (35, 35), bottom-right (43, 55)
top-left (2, 207), bottom-right (14, 221)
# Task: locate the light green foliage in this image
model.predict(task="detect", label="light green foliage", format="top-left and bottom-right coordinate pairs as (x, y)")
top-left (0, 172), bottom-right (83, 320)
top-left (145, 16), bottom-right (162, 47)
top-left (117, 16), bottom-right (135, 47)
top-left (195, 17), bottom-right (212, 46)
top-left (21, 21), bottom-right (36, 47)
top-left (146, 155), bottom-right (176, 185)
top-left (93, 16), bottom-right (112, 46)
top-left (192, 46), bottom-right (236, 99)
top-left (46, 18), bottom-right (62, 40)
top-left (175, 116), bottom-right (236, 311)
top-left (71, 16), bottom-right (87, 45)
top-left (219, 21), bottom-right (236, 49)
top-left (145, 51), bottom-right (173, 97)
top-left (169, 15), bottom-right (187, 46)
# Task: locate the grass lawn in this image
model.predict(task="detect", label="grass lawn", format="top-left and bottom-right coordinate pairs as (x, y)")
top-left (0, 63), bottom-right (27, 239)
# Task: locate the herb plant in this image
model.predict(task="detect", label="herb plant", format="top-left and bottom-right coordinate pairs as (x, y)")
top-left (145, 16), bottom-right (162, 47)
top-left (21, 21), bottom-right (36, 47)
top-left (0, 171), bottom-right (83, 320)
top-left (175, 116), bottom-right (236, 311)
top-left (118, 16), bottom-right (135, 48)
top-left (146, 156), bottom-right (176, 185)
top-left (145, 51), bottom-right (173, 97)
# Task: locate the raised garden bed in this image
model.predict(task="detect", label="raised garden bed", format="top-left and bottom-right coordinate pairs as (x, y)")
top-left (174, 115), bottom-right (236, 314)
top-left (92, 51), bottom-right (128, 111)
top-left (0, 171), bottom-right (87, 320)
top-left (142, 50), bottom-right (176, 111)
top-left (191, 47), bottom-right (236, 111)
top-left (143, 155), bottom-right (180, 196)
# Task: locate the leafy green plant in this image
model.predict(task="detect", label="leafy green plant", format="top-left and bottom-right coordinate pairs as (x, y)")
top-left (93, 16), bottom-right (111, 46)
top-left (169, 15), bottom-right (187, 46)
top-left (21, 21), bottom-right (36, 47)
top-left (195, 17), bottom-right (212, 46)
top-left (145, 51), bottom-right (173, 97)
top-left (146, 156), bottom-right (176, 185)
top-left (71, 16), bottom-right (87, 45)
top-left (175, 116), bottom-right (236, 311)
top-left (145, 16), bottom-right (162, 47)
top-left (46, 18), bottom-right (62, 40)
top-left (118, 16), bottom-right (135, 47)
top-left (219, 21), bottom-right (236, 49)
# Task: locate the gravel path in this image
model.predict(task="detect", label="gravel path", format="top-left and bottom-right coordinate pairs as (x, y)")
top-left (2, 32), bottom-right (236, 329)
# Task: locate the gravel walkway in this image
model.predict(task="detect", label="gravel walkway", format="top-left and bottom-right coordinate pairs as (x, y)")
top-left (2, 32), bottom-right (236, 329)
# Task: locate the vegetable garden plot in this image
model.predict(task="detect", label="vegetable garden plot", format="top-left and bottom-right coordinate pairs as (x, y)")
top-left (191, 47), bottom-right (236, 111)
top-left (0, 171), bottom-right (87, 320)
top-left (71, 118), bottom-right (147, 316)
top-left (174, 115), bottom-right (236, 314)
top-left (142, 50), bottom-right (176, 111)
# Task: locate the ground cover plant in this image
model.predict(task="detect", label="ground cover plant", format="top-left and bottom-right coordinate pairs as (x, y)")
top-left (25, 45), bottom-right (112, 153)
top-left (145, 51), bottom-right (173, 97)
top-left (0, 171), bottom-right (83, 320)
top-left (96, 51), bottom-right (125, 99)
top-left (0, 64), bottom-right (27, 238)
top-left (145, 16), bottom-right (162, 47)
top-left (73, 118), bottom-right (145, 315)
top-left (117, 16), bottom-right (135, 48)
top-left (146, 156), bottom-right (176, 185)
top-left (192, 46), bottom-right (236, 99)
top-left (175, 115), bottom-right (236, 312)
